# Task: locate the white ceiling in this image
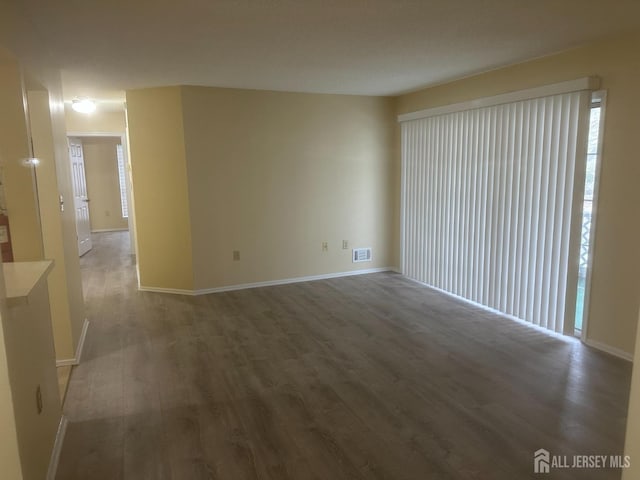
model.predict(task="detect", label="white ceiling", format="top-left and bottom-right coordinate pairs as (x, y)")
top-left (14, 0), bottom-right (640, 102)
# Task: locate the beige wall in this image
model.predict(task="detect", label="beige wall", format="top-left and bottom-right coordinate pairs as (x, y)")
top-left (65, 107), bottom-right (126, 134)
top-left (181, 86), bottom-right (396, 290)
top-left (396, 30), bottom-right (640, 356)
top-left (623, 313), bottom-right (640, 479)
top-left (0, 7), bottom-right (79, 472)
top-left (1, 38), bottom-right (85, 362)
top-left (3, 272), bottom-right (61, 480)
top-left (27, 89), bottom-right (79, 360)
top-left (126, 86), bottom-right (395, 292)
top-left (126, 87), bottom-right (194, 290)
top-left (0, 266), bottom-right (22, 479)
top-left (81, 137), bottom-right (128, 231)
top-left (0, 51), bottom-right (43, 262)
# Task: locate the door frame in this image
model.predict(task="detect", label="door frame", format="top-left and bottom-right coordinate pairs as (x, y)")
top-left (66, 131), bottom-right (137, 260)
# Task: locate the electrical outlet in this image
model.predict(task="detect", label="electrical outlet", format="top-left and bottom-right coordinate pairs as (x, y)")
top-left (233, 250), bottom-right (240, 261)
top-left (322, 242), bottom-right (328, 252)
top-left (342, 240), bottom-right (349, 249)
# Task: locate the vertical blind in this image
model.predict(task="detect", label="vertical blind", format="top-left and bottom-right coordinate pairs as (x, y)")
top-left (400, 90), bottom-right (590, 334)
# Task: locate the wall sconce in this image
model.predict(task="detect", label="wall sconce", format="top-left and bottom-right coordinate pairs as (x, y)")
top-left (20, 157), bottom-right (41, 167)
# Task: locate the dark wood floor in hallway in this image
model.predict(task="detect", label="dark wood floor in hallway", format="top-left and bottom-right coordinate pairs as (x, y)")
top-left (57, 232), bottom-right (632, 480)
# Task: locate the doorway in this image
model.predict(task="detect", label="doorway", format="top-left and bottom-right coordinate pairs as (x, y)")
top-left (68, 135), bottom-right (131, 257)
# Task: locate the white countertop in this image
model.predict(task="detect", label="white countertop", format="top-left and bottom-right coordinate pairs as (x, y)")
top-left (3, 260), bottom-right (54, 305)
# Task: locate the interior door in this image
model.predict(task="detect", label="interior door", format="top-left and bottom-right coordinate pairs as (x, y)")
top-left (68, 137), bottom-right (92, 256)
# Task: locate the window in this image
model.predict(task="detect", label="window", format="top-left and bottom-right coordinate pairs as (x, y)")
top-left (399, 81), bottom-right (594, 334)
top-left (575, 94), bottom-right (605, 335)
top-left (116, 144), bottom-right (129, 218)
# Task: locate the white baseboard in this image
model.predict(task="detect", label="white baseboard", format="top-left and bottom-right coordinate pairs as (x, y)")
top-left (75, 318), bottom-right (89, 363)
top-left (403, 275), bottom-right (635, 361)
top-left (137, 285), bottom-right (193, 295)
top-left (91, 228), bottom-right (128, 233)
top-left (56, 319), bottom-right (89, 367)
top-left (46, 415), bottom-right (68, 480)
top-left (583, 338), bottom-right (633, 362)
top-left (55, 358), bottom-right (76, 367)
top-left (139, 267), bottom-right (395, 296)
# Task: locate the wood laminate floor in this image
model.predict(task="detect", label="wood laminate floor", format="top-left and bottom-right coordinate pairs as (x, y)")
top-left (57, 232), bottom-right (632, 480)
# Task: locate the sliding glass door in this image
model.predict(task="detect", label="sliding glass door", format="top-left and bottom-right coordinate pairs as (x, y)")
top-left (400, 83), bottom-right (593, 334)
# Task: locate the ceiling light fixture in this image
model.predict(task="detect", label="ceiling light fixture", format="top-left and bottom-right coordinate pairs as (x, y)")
top-left (71, 98), bottom-right (96, 114)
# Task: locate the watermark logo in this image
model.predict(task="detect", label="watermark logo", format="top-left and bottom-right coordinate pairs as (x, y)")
top-left (533, 449), bottom-right (631, 474)
top-left (534, 449), bottom-right (550, 473)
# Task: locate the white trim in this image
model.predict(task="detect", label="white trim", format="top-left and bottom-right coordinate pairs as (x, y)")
top-left (409, 272), bottom-right (633, 361)
top-left (398, 77), bottom-right (600, 122)
top-left (55, 358), bottom-right (76, 367)
top-left (55, 319), bottom-right (89, 367)
top-left (402, 275), bottom-right (578, 343)
top-left (91, 228), bottom-right (128, 233)
top-left (139, 267), bottom-right (394, 296)
top-left (46, 415), bottom-right (68, 480)
top-left (75, 319), bottom-right (89, 364)
top-left (402, 261), bottom-right (634, 363)
top-left (66, 131), bottom-right (125, 137)
top-left (583, 338), bottom-right (633, 362)
top-left (137, 285), bottom-right (194, 295)
top-left (195, 268), bottom-right (393, 294)
top-left (136, 262), bottom-right (142, 291)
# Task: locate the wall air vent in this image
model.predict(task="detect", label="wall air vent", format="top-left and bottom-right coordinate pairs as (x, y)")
top-left (352, 247), bottom-right (372, 263)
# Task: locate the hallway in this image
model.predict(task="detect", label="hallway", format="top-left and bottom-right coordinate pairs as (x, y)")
top-left (56, 232), bottom-right (631, 479)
